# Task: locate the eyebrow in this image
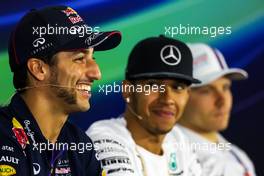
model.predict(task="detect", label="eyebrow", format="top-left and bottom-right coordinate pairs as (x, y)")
top-left (71, 49), bottom-right (94, 56)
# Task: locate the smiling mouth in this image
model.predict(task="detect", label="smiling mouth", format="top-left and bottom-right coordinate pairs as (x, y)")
top-left (76, 84), bottom-right (91, 97)
top-left (152, 109), bottom-right (175, 118)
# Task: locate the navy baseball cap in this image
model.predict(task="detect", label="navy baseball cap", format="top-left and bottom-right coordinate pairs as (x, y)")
top-left (8, 5), bottom-right (122, 72)
top-left (125, 35), bottom-right (200, 84)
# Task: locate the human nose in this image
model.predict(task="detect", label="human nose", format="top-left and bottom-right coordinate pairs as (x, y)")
top-left (158, 86), bottom-right (175, 105)
top-left (85, 59), bottom-right (102, 81)
top-left (214, 90), bottom-right (225, 107)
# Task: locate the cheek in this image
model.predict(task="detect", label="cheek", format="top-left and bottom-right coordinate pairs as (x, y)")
top-left (188, 96), bottom-right (210, 115)
top-left (57, 66), bottom-right (82, 84)
top-left (225, 92), bottom-right (233, 109)
top-left (137, 94), bottom-right (157, 114)
top-left (176, 92), bottom-right (190, 109)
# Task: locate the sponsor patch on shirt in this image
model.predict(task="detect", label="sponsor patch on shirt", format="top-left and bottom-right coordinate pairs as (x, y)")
top-left (11, 117), bottom-right (29, 150)
top-left (1, 146), bottom-right (14, 153)
top-left (0, 156), bottom-right (19, 165)
top-left (0, 165), bottom-right (16, 176)
top-left (101, 169), bottom-right (106, 176)
top-left (55, 167), bottom-right (71, 174)
top-left (55, 159), bottom-right (71, 175)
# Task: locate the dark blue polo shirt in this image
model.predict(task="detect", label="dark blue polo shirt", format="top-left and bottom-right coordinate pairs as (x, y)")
top-left (0, 93), bottom-right (102, 176)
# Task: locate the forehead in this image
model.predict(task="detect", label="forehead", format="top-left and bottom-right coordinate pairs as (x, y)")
top-left (56, 48), bottom-right (94, 57)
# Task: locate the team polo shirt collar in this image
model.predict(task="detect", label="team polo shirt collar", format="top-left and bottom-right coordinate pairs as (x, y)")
top-left (9, 93), bottom-right (67, 144)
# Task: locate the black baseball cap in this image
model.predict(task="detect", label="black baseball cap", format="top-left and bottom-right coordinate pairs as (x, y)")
top-left (125, 35), bottom-right (200, 84)
top-left (8, 5), bottom-right (122, 72)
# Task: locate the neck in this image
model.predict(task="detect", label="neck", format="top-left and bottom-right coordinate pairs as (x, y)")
top-left (200, 132), bottom-right (218, 143)
top-left (125, 108), bottom-right (165, 155)
top-left (179, 121), bottom-right (218, 143)
top-left (21, 90), bottom-right (68, 143)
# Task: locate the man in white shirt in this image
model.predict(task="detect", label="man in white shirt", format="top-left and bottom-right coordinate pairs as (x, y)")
top-left (173, 43), bottom-right (256, 176)
top-left (87, 35), bottom-right (202, 176)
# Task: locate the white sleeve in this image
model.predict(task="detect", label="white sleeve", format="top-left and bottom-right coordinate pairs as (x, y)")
top-left (231, 145), bottom-right (257, 176)
top-left (86, 122), bottom-right (137, 176)
top-left (197, 149), bottom-right (256, 176)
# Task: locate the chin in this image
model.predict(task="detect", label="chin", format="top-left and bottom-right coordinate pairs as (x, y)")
top-left (72, 103), bottom-right (90, 112)
top-left (80, 104), bottom-right (90, 112)
top-left (157, 129), bottom-right (172, 135)
top-left (154, 126), bottom-right (174, 135)
top-left (77, 99), bottom-right (90, 110)
top-left (217, 124), bottom-right (229, 131)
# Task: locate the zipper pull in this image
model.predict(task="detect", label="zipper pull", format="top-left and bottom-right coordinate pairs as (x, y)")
top-left (50, 167), bottom-right (54, 175)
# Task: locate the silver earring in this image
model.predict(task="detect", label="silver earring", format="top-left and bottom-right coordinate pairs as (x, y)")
top-left (126, 97), bottom-right (130, 103)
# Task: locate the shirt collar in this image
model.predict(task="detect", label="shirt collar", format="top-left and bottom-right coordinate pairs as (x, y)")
top-left (9, 93), bottom-right (47, 142)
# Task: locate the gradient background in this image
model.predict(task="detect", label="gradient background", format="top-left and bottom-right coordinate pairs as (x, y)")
top-left (1, 0), bottom-right (263, 175)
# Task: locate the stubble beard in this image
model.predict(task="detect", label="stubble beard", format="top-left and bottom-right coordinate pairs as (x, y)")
top-left (49, 69), bottom-right (77, 106)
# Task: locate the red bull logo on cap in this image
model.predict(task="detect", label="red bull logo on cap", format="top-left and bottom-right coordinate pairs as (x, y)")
top-left (61, 7), bottom-right (83, 24)
top-left (61, 7), bottom-right (77, 16)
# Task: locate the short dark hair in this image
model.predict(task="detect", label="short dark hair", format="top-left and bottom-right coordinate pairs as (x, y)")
top-left (13, 54), bottom-right (57, 92)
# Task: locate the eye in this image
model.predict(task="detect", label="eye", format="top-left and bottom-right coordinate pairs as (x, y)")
top-left (73, 57), bottom-right (85, 63)
top-left (172, 83), bottom-right (187, 91)
top-left (223, 83), bottom-right (231, 91)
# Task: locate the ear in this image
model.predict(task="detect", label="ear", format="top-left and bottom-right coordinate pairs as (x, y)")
top-left (122, 80), bottom-right (133, 100)
top-left (27, 58), bottom-right (48, 81)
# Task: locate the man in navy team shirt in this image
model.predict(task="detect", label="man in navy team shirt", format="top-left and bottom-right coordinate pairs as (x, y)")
top-left (0, 5), bottom-right (121, 176)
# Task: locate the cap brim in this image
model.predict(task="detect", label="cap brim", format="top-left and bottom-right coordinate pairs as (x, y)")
top-left (192, 68), bottom-right (248, 87)
top-left (128, 72), bottom-right (201, 84)
top-left (89, 31), bottom-right (122, 51)
top-left (59, 30), bottom-right (121, 52)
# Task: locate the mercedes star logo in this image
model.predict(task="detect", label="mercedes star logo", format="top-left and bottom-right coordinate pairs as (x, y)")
top-left (160, 45), bottom-right (181, 66)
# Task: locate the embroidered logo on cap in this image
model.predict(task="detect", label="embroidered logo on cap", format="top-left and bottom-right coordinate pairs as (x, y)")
top-left (61, 7), bottom-right (77, 16)
top-left (160, 45), bottom-right (181, 66)
top-left (85, 32), bottom-right (103, 46)
top-left (32, 38), bottom-right (45, 48)
top-left (61, 7), bottom-right (83, 24)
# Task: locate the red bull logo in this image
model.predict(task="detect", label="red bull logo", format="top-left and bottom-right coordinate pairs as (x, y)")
top-left (12, 118), bottom-right (29, 150)
top-left (61, 7), bottom-right (83, 24)
top-left (62, 7), bottom-right (77, 16)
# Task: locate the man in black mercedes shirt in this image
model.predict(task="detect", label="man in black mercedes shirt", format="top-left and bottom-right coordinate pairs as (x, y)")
top-left (0, 5), bottom-right (121, 176)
